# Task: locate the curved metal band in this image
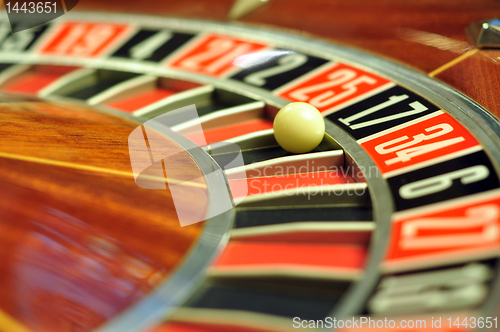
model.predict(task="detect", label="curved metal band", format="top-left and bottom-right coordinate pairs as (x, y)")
top-left (97, 126), bottom-right (234, 332)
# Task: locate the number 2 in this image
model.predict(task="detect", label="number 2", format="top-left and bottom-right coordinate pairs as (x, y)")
top-left (244, 53), bottom-right (308, 86)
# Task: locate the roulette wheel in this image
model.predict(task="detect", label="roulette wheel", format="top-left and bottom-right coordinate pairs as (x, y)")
top-left (0, 0), bottom-right (500, 331)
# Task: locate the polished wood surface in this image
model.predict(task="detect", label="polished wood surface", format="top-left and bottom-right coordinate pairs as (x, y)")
top-left (0, 101), bottom-right (205, 331)
top-left (243, 0), bottom-right (500, 117)
top-left (79, 0), bottom-right (500, 117)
